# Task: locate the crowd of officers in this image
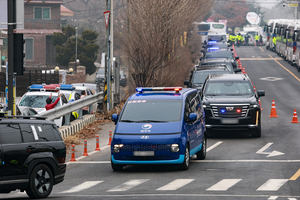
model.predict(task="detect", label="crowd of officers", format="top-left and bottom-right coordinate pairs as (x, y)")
top-left (228, 33), bottom-right (264, 47)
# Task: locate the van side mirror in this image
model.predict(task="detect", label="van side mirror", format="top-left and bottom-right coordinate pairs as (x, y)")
top-left (230, 48), bottom-right (233, 51)
top-left (257, 90), bottom-right (265, 97)
top-left (199, 57), bottom-right (203, 61)
top-left (184, 80), bottom-right (190, 86)
top-left (112, 114), bottom-right (118, 124)
top-left (235, 56), bottom-right (239, 60)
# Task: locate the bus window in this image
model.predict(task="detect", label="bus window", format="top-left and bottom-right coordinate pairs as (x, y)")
top-left (212, 24), bottom-right (225, 29)
top-left (198, 24), bottom-right (210, 31)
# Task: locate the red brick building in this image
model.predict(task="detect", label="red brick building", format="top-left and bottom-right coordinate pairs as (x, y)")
top-left (16, 0), bottom-right (66, 68)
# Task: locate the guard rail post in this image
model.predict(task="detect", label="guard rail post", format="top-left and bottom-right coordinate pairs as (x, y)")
top-left (78, 108), bottom-right (83, 120)
top-left (89, 105), bottom-right (93, 114)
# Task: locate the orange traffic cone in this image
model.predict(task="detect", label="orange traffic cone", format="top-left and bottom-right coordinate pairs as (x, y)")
top-left (259, 99), bottom-right (263, 110)
top-left (291, 109), bottom-right (299, 123)
top-left (269, 99), bottom-right (279, 118)
top-left (107, 130), bottom-right (112, 145)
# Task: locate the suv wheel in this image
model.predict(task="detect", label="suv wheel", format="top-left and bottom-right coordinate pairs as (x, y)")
top-left (111, 160), bottom-right (123, 171)
top-left (196, 134), bottom-right (206, 160)
top-left (26, 164), bottom-right (53, 199)
top-left (179, 145), bottom-right (190, 170)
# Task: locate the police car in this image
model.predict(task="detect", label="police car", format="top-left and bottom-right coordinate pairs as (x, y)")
top-left (17, 84), bottom-right (68, 127)
top-left (110, 87), bottom-right (206, 171)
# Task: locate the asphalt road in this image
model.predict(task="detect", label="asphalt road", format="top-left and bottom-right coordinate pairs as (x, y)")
top-left (2, 46), bottom-right (300, 200)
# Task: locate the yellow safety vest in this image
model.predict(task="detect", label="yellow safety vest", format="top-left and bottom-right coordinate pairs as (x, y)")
top-left (273, 37), bottom-right (276, 45)
top-left (255, 35), bottom-right (260, 40)
top-left (68, 93), bottom-right (79, 119)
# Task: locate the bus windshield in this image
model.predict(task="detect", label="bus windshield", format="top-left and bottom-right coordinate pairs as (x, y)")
top-left (212, 24), bottom-right (225, 29)
top-left (198, 24), bottom-right (210, 31)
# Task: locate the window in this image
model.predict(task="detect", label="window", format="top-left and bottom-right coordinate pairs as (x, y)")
top-left (61, 94), bottom-right (68, 104)
top-left (198, 24), bottom-right (210, 31)
top-left (20, 124), bottom-right (34, 143)
top-left (34, 7), bottom-right (50, 19)
top-left (212, 24), bottom-right (225, 29)
top-left (35, 124), bottom-right (59, 142)
top-left (25, 38), bottom-right (33, 60)
top-left (19, 94), bottom-right (61, 108)
top-left (0, 124), bottom-right (22, 144)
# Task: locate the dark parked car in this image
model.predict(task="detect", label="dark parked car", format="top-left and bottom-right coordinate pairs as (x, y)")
top-left (201, 74), bottom-right (265, 137)
top-left (0, 116), bottom-right (66, 198)
top-left (200, 58), bottom-right (241, 74)
top-left (204, 51), bottom-right (239, 69)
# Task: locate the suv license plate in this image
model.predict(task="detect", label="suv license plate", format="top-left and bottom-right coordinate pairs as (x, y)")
top-left (133, 151), bottom-right (155, 156)
top-left (221, 118), bottom-right (239, 124)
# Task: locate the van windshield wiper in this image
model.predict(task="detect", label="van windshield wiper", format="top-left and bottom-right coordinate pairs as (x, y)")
top-left (120, 120), bottom-right (136, 123)
top-left (135, 120), bottom-right (168, 123)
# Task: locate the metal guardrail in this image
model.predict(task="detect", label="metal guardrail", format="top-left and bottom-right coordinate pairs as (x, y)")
top-left (38, 92), bottom-right (103, 124)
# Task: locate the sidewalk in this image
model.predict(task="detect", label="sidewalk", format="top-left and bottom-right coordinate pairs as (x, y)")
top-left (65, 121), bottom-right (115, 162)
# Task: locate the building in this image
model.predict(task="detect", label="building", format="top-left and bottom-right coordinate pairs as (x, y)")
top-left (16, 0), bottom-right (71, 69)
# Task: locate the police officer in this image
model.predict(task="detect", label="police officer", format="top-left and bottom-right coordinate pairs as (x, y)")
top-left (229, 33), bottom-right (236, 46)
top-left (255, 34), bottom-right (260, 46)
top-left (245, 33), bottom-right (249, 46)
top-left (273, 36), bottom-right (276, 51)
top-left (237, 33), bottom-right (243, 47)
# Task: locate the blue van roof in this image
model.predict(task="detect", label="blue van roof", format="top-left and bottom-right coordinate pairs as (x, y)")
top-left (128, 88), bottom-right (196, 100)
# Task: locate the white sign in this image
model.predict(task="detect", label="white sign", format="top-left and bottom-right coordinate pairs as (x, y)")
top-left (101, 53), bottom-right (105, 68)
top-left (103, 11), bottom-right (110, 29)
top-left (246, 12), bottom-right (260, 25)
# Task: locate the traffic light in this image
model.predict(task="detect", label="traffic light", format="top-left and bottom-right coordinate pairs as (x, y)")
top-left (13, 33), bottom-right (25, 75)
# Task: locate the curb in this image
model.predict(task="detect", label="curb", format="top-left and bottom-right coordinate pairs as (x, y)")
top-left (58, 114), bottom-right (96, 139)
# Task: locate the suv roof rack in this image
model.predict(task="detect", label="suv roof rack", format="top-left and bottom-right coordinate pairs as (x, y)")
top-left (0, 116), bottom-right (47, 120)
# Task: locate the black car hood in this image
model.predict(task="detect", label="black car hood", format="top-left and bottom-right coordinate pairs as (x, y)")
top-left (203, 95), bottom-right (257, 105)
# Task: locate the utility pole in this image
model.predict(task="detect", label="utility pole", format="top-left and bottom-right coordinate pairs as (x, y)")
top-left (110, 0), bottom-right (114, 108)
top-left (106, 0), bottom-right (112, 110)
top-left (75, 22), bottom-right (78, 70)
top-left (7, 0), bottom-right (16, 115)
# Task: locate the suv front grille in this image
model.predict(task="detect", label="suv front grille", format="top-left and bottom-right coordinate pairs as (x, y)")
top-left (121, 144), bottom-right (171, 152)
top-left (211, 105), bottom-right (249, 117)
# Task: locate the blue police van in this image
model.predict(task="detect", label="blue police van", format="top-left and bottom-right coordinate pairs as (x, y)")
top-left (111, 87), bottom-right (207, 171)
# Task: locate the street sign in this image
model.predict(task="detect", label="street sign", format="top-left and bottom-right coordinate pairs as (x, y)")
top-left (288, 3), bottom-right (298, 7)
top-left (103, 11), bottom-right (110, 29)
top-left (0, 0), bottom-right (24, 29)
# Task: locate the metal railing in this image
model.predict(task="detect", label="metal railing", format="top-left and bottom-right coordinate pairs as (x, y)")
top-left (38, 92), bottom-right (103, 125)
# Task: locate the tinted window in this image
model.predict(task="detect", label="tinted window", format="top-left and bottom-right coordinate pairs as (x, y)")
top-left (19, 95), bottom-right (61, 108)
top-left (205, 51), bottom-right (233, 59)
top-left (75, 93), bottom-right (80, 100)
top-left (35, 124), bottom-right (59, 141)
top-left (208, 35), bottom-right (226, 41)
top-left (0, 124), bottom-right (22, 144)
top-left (212, 24), bottom-right (225, 29)
top-left (61, 94), bottom-right (68, 104)
top-left (204, 81), bottom-right (253, 96)
top-left (120, 99), bottom-right (182, 122)
top-left (20, 124), bottom-right (34, 142)
top-left (198, 24), bottom-right (210, 31)
top-left (192, 70), bottom-right (230, 85)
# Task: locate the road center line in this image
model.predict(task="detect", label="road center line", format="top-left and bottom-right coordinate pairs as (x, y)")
top-left (207, 141), bottom-right (223, 152)
top-left (290, 168), bottom-right (300, 180)
top-left (259, 47), bottom-right (264, 52)
top-left (269, 55), bottom-right (300, 82)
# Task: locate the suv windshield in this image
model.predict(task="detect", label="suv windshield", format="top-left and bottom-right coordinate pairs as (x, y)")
top-left (193, 70), bottom-right (230, 85)
top-left (205, 51), bottom-right (233, 59)
top-left (19, 95), bottom-right (61, 108)
top-left (120, 99), bottom-right (182, 122)
top-left (204, 81), bottom-right (253, 96)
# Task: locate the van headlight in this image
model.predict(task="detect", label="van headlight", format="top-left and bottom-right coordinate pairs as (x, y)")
top-left (113, 144), bottom-right (124, 153)
top-left (171, 144), bottom-right (180, 152)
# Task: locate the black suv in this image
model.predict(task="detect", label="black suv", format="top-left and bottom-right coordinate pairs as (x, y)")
top-left (200, 58), bottom-right (241, 74)
top-left (201, 74), bottom-right (265, 137)
top-left (0, 116), bottom-right (66, 198)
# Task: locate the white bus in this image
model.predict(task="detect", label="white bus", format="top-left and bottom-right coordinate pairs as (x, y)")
top-left (194, 22), bottom-right (227, 44)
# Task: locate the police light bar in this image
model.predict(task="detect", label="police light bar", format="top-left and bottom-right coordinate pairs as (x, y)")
top-left (207, 41), bottom-right (217, 44)
top-left (208, 47), bottom-right (219, 50)
top-left (136, 87), bottom-right (182, 93)
top-left (60, 84), bottom-right (75, 90)
top-left (43, 84), bottom-right (60, 92)
top-left (28, 84), bottom-right (43, 91)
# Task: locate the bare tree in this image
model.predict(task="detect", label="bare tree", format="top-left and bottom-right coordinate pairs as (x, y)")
top-left (115, 0), bottom-right (215, 90)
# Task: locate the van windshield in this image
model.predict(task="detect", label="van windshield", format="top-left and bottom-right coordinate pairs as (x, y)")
top-left (19, 95), bottom-right (61, 108)
top-left (120, 99), bottom-right (182, 122)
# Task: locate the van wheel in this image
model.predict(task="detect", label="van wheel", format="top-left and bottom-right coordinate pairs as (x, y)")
top-left (179, 145), bottom-right (190, 170)
top-left (111, 160), bottom-right (123, 171)
top-left (26, 164), bottom-right (53, 199)
top-left (196, 134), bottom-right (206, 160)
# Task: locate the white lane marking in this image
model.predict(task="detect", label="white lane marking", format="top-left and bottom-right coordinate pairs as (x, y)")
top-left (108, 179), bottom-right (149, 192)
top-left (61, 181), bottom-right (103, 193)
top-left (268, 196), bottom-right (278, 200)
top-left (206, 179), bottom-right (242, 191)
top-left (66, 146), bottom-right (110, 165)
top-left (288, 198), bottom-right (297, 200)
top-left (256, 179), bottom-right (289, 191)
top-left (156, 179), bottom-right (194, 191)
top-left (66, 160), bottom-right (300, 164)
top-left (207, 141), bottom-right (223, 152)
top-left (256, 143), bottom-right (284, 157)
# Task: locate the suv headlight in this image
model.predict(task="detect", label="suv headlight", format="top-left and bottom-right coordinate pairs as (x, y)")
top-left (249, 104), bottom-right (258, 108)
top-left (171, 144), bottom-right (180, 152)
top-left (113, 144), bottom-right (124, 153)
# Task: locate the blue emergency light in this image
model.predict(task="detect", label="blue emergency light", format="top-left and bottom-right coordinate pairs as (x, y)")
top-left (207, 41), bottom-right (217, 44)
top-left (60, 84), bottom-right (75, 90)
top-left (136, 87), bottom-right (182, 93)
top-left (28, 84), bottom-right (43, 91)
top-left (208, 47), bottom-right (219, 50)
